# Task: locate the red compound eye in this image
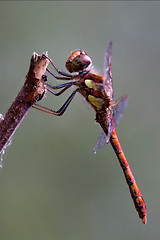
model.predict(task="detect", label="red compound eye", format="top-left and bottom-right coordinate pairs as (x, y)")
top-left (66, 50), bottom-right (92, 73)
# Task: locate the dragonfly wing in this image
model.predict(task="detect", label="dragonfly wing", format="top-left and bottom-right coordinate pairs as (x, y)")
top-left (94, 95), bottom-right (128, 153)
top-left (103, 40), bottom-right (113, 100)
top-left (94, 42), bottom-right (128, 154)
top-left (93, 129), bottom-right (106, 154)
top-left (112, 95), bottom-right (128, 126)
top-left (94, 109), bottom-right (113, 154)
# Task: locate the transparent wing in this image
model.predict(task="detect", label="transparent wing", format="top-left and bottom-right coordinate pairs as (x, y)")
top-left (94, 109), bottom-right (113, 154)
top-left (103, 40), bottom-right (113, 100)
top-left (112, 95), bottom-right (128, 126)
top-left (93, 95), bottom-right (128, 154)
top-left (93, 129), bottom-right (107, 154)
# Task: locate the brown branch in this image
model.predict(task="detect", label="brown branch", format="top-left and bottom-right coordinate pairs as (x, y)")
top-left (0, 52), bottom-right (49, 155)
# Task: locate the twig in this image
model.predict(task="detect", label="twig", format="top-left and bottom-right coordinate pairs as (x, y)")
top-left (0, 52), bottom-right (49, 155)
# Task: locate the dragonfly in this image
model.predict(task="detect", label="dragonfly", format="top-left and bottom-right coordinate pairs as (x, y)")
top-left (32, 41), bottom-right (147, 224)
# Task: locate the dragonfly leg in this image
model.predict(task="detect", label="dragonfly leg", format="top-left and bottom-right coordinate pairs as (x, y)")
top-left (30, 74), bottom-right (76, 93)
top-left (46, 85), bottom-right (73, 96)
top-left (43, 53), bottom-right (78, 78)
top-left (32, 88), bottom-right (79, 116)
top-left (46, 68), bottom-right (73, 80)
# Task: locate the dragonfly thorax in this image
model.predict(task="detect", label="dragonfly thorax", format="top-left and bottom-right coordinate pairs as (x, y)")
top-left (65, 50), bottom-right (92, 73)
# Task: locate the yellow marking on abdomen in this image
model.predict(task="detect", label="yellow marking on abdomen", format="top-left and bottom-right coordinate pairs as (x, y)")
top-left (88, 95), bottom-right (104, 109)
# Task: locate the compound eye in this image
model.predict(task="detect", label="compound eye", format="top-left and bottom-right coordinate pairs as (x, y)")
top-left (66, 50), bottom-right (92, 73)
top-left (79, 53), bottom-right (92, 71)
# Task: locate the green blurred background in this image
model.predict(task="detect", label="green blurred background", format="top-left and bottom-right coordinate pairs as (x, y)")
top-left (0, 1), bottom-right (160, 240)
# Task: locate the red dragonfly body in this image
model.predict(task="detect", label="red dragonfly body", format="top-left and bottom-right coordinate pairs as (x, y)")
top-left (33, 41), bottom-right (147, 224)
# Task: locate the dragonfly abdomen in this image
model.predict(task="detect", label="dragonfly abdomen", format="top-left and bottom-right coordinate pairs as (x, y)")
top-left (110, 128), bottom-right (147, 224)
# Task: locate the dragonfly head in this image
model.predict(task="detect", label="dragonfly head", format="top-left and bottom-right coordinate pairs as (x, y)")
top-left (66, 50), bottom-right (92, 73)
